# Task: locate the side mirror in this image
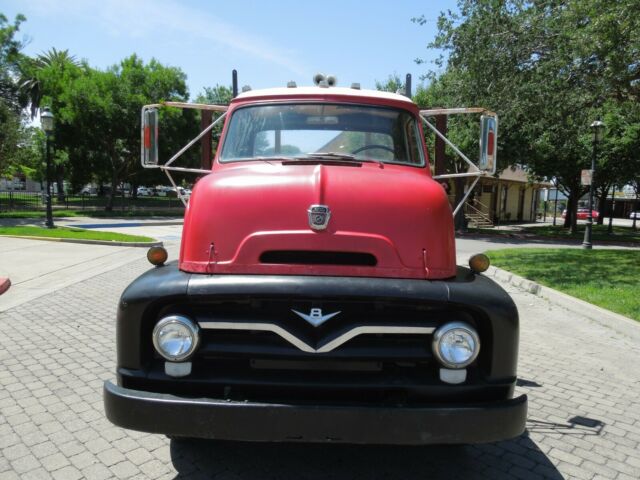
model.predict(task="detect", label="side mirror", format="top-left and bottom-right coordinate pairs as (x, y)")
top-left (479, 115), bottom-right (497, 174)
top-left (142, 108), bottom-right (159, 166)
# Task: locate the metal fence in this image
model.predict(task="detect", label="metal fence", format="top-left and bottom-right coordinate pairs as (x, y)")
top-left (0, 191), bottom-right (185, 212)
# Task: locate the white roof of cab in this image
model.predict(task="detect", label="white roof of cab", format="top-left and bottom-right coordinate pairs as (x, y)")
top-left (235, 86), bottom-right (415, 105)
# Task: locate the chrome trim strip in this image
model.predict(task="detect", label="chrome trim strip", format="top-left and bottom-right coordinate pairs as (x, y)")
top-left (198, 321), bottom-right (434, 353)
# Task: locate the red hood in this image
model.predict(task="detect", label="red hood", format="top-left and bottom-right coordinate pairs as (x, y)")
top-left (179, 162), bottom-right (456, 279)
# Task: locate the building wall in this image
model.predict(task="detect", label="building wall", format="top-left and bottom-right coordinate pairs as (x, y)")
top-left (493, 183), bottom-right (537, 222)
top-left (0, 177), bottom-right (42, 192)
top-left (449, 179), bottom-right (542, 223)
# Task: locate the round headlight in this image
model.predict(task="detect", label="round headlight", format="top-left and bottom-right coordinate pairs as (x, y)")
top-left (432, 322), bottom-right (480, 369)
top-left (152, 315), bottom-right (199, 361)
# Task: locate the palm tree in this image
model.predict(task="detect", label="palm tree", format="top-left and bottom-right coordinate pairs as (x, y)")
top-left (19, 49), bottom-right (80, 200)
top-left (19, 48), bottom-right (79, 119)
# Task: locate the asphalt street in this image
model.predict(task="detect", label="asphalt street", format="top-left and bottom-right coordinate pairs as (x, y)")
top-left (0, 223), bottom-right (639, 479)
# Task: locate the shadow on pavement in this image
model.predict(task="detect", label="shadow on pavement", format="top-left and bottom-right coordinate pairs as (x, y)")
top-left (0, 217), bottom-right (47, 226)
top-left (459, 234), bottom-right (581, 247)
top-left (169, 431), bottom-right (563, 479)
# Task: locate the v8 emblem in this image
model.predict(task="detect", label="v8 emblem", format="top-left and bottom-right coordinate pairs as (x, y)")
top-left (291, 307), bottom-right (341, 327)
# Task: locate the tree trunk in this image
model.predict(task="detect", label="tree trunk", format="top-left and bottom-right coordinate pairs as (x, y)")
top-left (562, 193), bottom-right (572, 228)
top-left (563, 191), bottom-right (579, 234)
top-left (633, 195), bottom-right (638, 231)
top-left (105, 169), bottom-right (117, 212)
top-left (596, 185), bottom-right (609, 225)
top-left (55, 165), bottom-right (65, 202)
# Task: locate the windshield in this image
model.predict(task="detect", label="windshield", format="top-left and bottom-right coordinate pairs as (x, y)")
top-left (219, 103), bottom-right (425, 166)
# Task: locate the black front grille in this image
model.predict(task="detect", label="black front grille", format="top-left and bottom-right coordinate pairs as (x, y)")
top-left (138, 298), bottom-right (490, 404)
top-left (196, 329), bottom-right (432, 362)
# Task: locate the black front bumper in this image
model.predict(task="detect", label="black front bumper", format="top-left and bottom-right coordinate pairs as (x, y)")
top-left (104, 381), bottom-right (527, 445)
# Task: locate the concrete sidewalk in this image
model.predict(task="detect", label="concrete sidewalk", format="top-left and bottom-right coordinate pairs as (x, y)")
top-left (0, 237), bottom-right (180, 312)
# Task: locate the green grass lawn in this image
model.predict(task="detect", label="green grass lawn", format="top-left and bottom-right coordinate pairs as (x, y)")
top-left (0, 226), bottom-right (154, 243)
top-left (473, 224), bottom-right (639, 243)
top-left (0, 209), bottom-right (183, 219)
top-left (486, 248), bottom-right (640, 321)
top-left (527, 224), bottom-right (639, 243)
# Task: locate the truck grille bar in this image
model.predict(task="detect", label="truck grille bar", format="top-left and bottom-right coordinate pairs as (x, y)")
top-left (198, 321), bottom-right (434, 354)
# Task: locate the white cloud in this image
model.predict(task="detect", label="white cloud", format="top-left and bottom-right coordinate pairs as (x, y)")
top-left (21, 0), bottom-right (307, 76)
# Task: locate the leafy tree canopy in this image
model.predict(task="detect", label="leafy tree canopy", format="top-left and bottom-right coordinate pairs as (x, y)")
top-left (0, 12), bottom-right (26, 112)
top-left (414, 0), bottom-right (640, 230)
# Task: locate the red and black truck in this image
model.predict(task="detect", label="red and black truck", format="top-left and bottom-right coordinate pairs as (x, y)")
top-left (104, 75), bottom-right (527, 444)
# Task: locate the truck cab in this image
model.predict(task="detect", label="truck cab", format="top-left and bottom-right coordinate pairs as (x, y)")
top-left (104, 82), bottom-right (526, 444)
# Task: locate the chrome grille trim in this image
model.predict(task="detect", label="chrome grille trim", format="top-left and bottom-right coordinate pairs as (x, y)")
top-left (198, 321), bottom-right (435, 354)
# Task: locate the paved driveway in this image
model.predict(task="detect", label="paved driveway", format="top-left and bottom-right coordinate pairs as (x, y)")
top-left (1, 255), bottom-right (639, 479)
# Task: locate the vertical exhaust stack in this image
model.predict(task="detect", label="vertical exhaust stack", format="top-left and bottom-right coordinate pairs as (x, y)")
top-left (405, 73), bottom-right (412, 99)
top-left (232, 69), bottom-right (238, 98)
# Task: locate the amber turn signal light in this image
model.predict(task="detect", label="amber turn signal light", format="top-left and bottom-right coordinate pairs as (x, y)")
top-left (469, 253), bottom-right (490, 273)
top-left (147, 246), bottom-right (168, 266)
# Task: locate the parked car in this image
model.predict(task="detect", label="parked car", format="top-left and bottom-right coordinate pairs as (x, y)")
top-left (137, 187), bottom-right (153, 197)
top-left (630, 211), bottom-right (640, 220)
top-left (166, 187), bottom-right (191, 199)
top-left (80, 186), bottom-right (97, 196)
top-left (154, 186), bottom-right (171, 197)
top-left (561, 208), bottom-right (599, 220)
top-left (176, 187), bottom-right (191, 199)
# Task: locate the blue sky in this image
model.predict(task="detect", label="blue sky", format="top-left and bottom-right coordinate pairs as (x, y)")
top-left (3, 0), bottom-right (458, 99)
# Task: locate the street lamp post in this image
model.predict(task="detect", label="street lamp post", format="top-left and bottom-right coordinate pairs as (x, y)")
top-left (582, 119), bottom-right (605, 249)
top-left (553, 179), bottom-right (559, 226)
top-left (41, 107), bottom-right (55, 229)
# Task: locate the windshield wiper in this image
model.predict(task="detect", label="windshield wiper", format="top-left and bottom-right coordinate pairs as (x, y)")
top-left (229, 156), bottom-right (296, 164)
top-left (296, 152), bottom-right (384, 166)
top-left (304, 152), bottom-right (358, 160)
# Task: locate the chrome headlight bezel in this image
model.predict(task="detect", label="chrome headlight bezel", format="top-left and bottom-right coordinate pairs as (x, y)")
top-left (152, 315), bottom-right (200, 362)
top-left (432, 321), bottom-right (480, 369)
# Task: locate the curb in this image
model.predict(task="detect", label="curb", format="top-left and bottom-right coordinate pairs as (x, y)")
top-left (458, 231), bottom-right (640, 248)
top-left (0, 235), bottom-right (162, 248)
top-left (68, 221), bottom-right (184, 228)
top-left (485, 266), bottom-right (640, 341)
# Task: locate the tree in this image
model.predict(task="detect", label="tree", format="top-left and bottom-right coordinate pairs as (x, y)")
top-left (196, 85), bottom-right (232, 105)
top-left (0, 101), bottom-right (22, 174)
top-left (20, 48), bottom-right (80, 119)
top-left (0, 12), bottom-right (28, 177)
top-left (375, 75), bottom-right (405, 94)
top-left (414, 0), bottom-right (640, 233)
top-left (19, 49), bottom-right (82, 198)
top-left (195, 85), bottom-right (233, 157)
top-left (61, 55), bottom-right (193, 210)
top-left (0, 13), bottom-right (26, 112)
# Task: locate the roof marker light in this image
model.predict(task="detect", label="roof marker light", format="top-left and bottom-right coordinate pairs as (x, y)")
top-left (287, 81), bottom-right (297, 88)
top-left (351, 83), bottom-right (361, 90)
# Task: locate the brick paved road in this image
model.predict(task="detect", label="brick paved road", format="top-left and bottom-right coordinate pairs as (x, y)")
top-left (1, 257), bottom-right (639, 479)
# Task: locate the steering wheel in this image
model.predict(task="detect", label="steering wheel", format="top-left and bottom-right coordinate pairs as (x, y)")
top-left (351, 144), bottom-right (395, 155)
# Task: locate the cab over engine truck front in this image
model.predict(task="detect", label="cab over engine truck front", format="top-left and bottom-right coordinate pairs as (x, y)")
top-left (104, 77), bottom-right (527, 444)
